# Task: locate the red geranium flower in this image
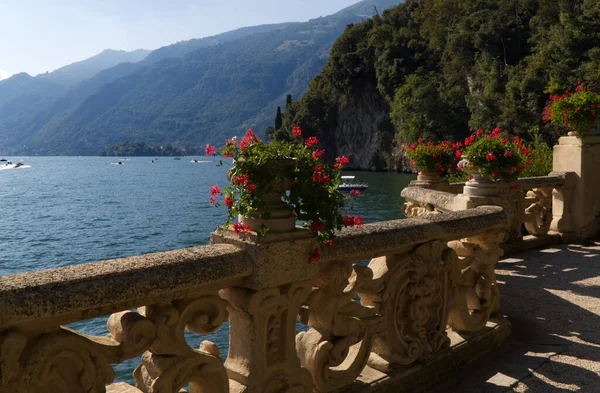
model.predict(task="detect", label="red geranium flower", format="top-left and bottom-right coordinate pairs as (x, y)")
top-left (205, 144), bottom-right (216, 155)
top-left (305, 136), bottom-right (319, 147)
top-left (232, 222), bottom-right (250, 233)
top-left (312, 149), bottom-right (325, 159)
top-left (224, 197), bottom-right (232, 207)
top-left (308, 247), bottom-right (321, 263)
top-left (210, 185), bottom-right (221, 196)
top-left (292, 126), bottom-right (302, 137)
top-left (349, 189), bottom-right (360, 198)
top-left (310, 221), bottom-right (325, 232)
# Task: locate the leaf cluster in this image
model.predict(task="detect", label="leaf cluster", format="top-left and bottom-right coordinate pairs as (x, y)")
top-left (544, 84), bottom-right (600, 135)
top-left (461, 130), bottom-right (529, 180)
top-left (216, 133), bottom-right (349, 243)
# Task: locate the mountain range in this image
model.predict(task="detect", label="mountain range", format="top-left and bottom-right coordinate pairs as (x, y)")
top-left (0, 0), bottom-right (400, 155)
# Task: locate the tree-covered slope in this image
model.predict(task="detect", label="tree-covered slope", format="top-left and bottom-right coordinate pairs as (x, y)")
top-left (282, 0), bottom-right (600, 170)
top-left (0, 0), bottom-right (401, 155)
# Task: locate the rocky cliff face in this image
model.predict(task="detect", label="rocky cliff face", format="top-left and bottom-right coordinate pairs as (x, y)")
top-left (330, 83), bottom-right (401, 171)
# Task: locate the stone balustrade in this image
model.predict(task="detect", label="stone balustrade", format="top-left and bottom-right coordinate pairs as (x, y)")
top-left (0, 207), bottom-right (509, 393)
top-left (402, 173), bottom-right (574, 245)
top-left (403, 134), bottom-right (600, 243)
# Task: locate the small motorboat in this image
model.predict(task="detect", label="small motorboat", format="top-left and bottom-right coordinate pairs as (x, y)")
top-left (0, 158), bottom-right (6, 162)
top-left (174, 157), bottom-right (182, 160)
top-left (338, 176), bottom-right (368, 192)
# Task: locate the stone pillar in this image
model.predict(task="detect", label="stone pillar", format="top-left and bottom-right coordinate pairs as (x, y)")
top-left (552, 136), bottom-right (600, 239)
top-left (211, 229), bottom-right (317, 392)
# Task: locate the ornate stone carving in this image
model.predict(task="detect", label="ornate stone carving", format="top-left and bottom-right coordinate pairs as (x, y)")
top-left (296, 261), bottom-right (384, 393)
top-left (0, 311), bottom-right (155, 393)
top-left (402, 201), bottom-right (441, 218)
top-left (447, 229), bottom-right (506, 333)
top-left (134, 294), bottom-right (229, 393)
top-left (523, 188), bottom-right (553, 236)
top-left (359, 241), bottom-right (453, 372)
top-left (222, 282), bottom-right (313, 393)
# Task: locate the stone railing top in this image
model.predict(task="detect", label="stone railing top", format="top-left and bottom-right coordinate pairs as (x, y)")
top-left (323, 206), bottom-right (506, 261)
top-left (401, 186), bottom-right (471, 212)
top-left (517, 174), bottom-right (565, 188)
top-left (444, 173), bottom-right (572, 193)
top-left (0, 244), bottom-right (250, 329)
top-left (0, 207), bottom-right (506, 328)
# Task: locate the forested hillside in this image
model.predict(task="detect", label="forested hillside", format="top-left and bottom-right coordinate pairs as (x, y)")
top-left (0, 0), bottom-right (400, 155)
top-left (281, 0), bottom-right (600, 170)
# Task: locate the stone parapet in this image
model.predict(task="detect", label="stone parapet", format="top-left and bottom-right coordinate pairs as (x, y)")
top-left (0, 208), bottom-right (509, 393)
top-left (402, 172), bottom-right (574, 245)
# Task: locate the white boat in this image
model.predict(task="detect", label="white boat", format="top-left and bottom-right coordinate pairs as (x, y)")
top-left (338, 176), bottom-right (368, 191)
top-left (0, 161), bottom-right (29, 170)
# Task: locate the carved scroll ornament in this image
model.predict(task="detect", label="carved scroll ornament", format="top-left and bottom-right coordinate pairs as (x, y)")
top-left (134, 293), bottom-right (230, 393)
top-left (447, 229), bottom-right (506, 333)
top-left (0, 310), bottom-right (155, 393)
top-left (296, 261), bottom-right (384, 393)
top-left (359, 241), bottom-right (453, 372)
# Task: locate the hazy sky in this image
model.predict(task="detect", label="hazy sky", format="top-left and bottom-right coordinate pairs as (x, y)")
top-left (0, 0), bottom-right (361, 76)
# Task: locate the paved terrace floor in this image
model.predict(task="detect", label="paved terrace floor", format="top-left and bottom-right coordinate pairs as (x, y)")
top-left (427, 243), bottom-right (600, 393)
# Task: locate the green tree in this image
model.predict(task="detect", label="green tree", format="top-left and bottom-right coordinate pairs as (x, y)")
top-left (275, 106), bottom-right (283, 130)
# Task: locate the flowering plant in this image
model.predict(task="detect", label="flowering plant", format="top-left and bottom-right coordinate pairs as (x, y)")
top-left (458, 128), bottom-right (530, 181)
top-left (543, 81), bottom-right (600, 135)
top-left (402, 139), bottom-right (461, 176)
top-left (207, 128), bottom-right (362, 253)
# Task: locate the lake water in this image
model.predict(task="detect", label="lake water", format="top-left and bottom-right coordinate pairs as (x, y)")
top-left (0, 156), bottom-right (415, 382)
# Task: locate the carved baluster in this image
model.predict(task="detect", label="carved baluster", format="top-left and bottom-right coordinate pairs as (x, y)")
top-left (295, 261), bottom-right (384, 393)
top-left (221, 282), bottom-right (313, 393)
top-left (0, 311), bottom-right (155, 393)
top-left (134, 293), bottom-right (229, 393)
top-left (447, 229), bottom-right (506, 333)
top-left (524, 187), bottom-right (553, 236)
top-left (358, 241), bottom-right (454, 372)
top-left (402, 200), bottom-right (441, 218)
top-left (550, 172), bottom-right (576, 236)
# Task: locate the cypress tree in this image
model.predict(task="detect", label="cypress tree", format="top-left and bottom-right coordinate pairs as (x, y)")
top-left (286, 94), bottom-right (293, 108)
top-left (275, 106), bottom-right (283, 130)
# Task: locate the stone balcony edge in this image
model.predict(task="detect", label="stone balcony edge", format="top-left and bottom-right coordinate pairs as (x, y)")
top-left (0, 243), bottom-right (250, 328)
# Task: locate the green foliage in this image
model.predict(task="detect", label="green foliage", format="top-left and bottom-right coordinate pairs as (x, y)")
top-left (402, 140), bottom-right (460, 176)
top-left (521, 127), bottom-right (553, 177)
top-left (274, 107), bottom-right (283, 130)
top-left (100, 141), bottom-right (184, 156)
top-left (210, 130), bottom-right (358, 244)
top-left (460, 129), bottom-right (529, 181)
top-left (543, 83), bottom-right (600, 135)
top-left (288, 0), bottom-right (600, 169)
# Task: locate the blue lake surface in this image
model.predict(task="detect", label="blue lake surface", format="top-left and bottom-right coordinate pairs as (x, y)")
top-left (0, 156), bottom-right (415, 383)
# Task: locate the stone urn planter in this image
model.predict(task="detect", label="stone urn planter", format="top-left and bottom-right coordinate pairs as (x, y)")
top-left (459, 159), bottom-right (502, 197)
top-left (209, 128), bottom-right (352, 251)
top-left (408, 169), bottom-right (450, 191)
top-left (234, 158), bottom-right (297, 233)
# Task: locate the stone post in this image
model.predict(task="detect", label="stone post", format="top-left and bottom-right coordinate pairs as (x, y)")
top-left (552, 135), bottom-right (600, 239)
top-left (210, 229), bottom-right (317, 392)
